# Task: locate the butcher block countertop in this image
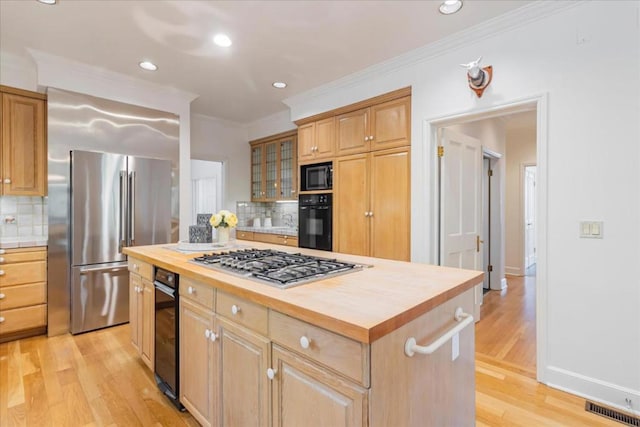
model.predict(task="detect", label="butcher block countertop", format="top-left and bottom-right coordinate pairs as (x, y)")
top-left (123, 242), bottom-right (483, 344)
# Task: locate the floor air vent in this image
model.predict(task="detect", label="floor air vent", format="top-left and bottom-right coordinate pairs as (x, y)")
top-left (585, 401), bottom-right (640, 426)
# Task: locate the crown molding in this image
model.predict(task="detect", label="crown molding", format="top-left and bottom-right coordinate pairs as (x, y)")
top-left (28, 49), bottom-right (198, 115)
top-left (192, 112), bottom-right (247, 129)
top-left (283, 1), bottom-right (581, 110)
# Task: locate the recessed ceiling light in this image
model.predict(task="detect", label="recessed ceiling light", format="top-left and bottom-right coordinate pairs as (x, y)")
top-left (37, 0), bottom-right (57, 4)
top-left (213, 34), bottom-right (232, 48)
top-left (139, 61), bottom-right (158, 71)
top-left (272, 82), bottom-right (287, 89)
top-left (439, 0), bottom-right (463, 15)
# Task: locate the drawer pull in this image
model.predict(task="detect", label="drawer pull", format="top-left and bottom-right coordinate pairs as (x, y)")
top-left (0, 270), bottom-right (4, 276)
top-left (266, 368), bottom-right (277, 380)
top-left (231, 304), bottom-right (241, 315)
top-left (132, 263), bottom-right (139, 271)
top-left (187, 286), bottom-right (195, 295)
top-left (0, 316), bottom-right (4, 323)
top-left (299, 335), bottom-right (311, 349)
top-left (3, 178), bottom-right (11, 184)
top-left (0, 257), bottom-right (4, 263)
top-left (0, 293), bottom-right (5, 299)
top-left (0, 249), bottom-right (5, 255)
top-left (404, 308), bottom-right (474, 357)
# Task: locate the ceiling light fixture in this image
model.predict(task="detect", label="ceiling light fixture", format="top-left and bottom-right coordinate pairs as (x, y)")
top-left (37, 0), bottom-right (57, 4)
top-left (272, 82), bottom-right (287, 89)
top-left (439, 0), bottom-right (463, 15)
top-left (213, 34), bottom-right (232, 48)
top-left (139, 61), bottom-right (158, 71)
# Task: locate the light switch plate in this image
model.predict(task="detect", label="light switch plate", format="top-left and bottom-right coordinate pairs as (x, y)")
top-left (580, 221), bottom-right (603, 239)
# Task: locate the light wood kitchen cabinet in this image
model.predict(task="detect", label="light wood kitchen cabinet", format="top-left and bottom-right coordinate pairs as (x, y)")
top-left (298, 117), bottom-right (335, 161)
top-left (250, 131), bottom-right (298, 202)
top-left (335, 147), bottom-right (410, 261)
top-left (336, 96), bottom-right (410, 156)
top-left (253, 232), bottom-right (298, 248)
top-left (0, 247), bottom-right (47, 342)
top-left (0, 86), bottom-right (47, 196)
top-left (218, 317), bottom-right (270, 427)
top-left (180, 296), bottom-right (219, 427)
top-left (271, 344), bottom-right (368, 427)
top-left (128, 257), bottom-right (154, 370)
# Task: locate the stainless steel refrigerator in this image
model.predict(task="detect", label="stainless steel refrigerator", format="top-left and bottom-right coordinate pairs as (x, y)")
top-left (46, 87), bottom-right (180, 337)
top-left (69, 150), bottom-right (172, 334)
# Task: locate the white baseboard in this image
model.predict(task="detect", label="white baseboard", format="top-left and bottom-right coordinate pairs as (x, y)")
top-left (545, 365), bottom-right (640, 416)
top-left (505, 266), bottom-right (523, 276)
top-left (500, 278), bottom-right (508, 290)
top-left (489, 277), bottom-right (507, 291)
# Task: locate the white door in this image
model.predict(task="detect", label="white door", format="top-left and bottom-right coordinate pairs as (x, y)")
top-left (439, 129), bottom-right (483, 320)
top-left (524, 165), bottom-right (537, 270)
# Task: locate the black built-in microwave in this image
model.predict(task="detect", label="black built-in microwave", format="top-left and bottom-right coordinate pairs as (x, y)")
top-left (300, 162), bottom-right (332, 191)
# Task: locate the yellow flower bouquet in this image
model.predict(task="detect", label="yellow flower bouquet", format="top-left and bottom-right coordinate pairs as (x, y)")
top-left (210, 210), bottom-right (237, 245)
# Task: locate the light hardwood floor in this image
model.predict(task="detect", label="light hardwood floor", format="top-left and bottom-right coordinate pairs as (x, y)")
top-left (0, 275), bottom-right (619, 426)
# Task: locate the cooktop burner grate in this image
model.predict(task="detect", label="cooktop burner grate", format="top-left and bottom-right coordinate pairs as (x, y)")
top-left (191, 249), bottom-right (364, 289)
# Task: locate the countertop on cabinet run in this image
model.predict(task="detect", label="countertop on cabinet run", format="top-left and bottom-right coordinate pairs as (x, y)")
top-left (0, 236), bottom-right (48, 249)
top-left (123, 243), bottom-right (483, 344)
top-left (236, 226), bottom-right (298, 237)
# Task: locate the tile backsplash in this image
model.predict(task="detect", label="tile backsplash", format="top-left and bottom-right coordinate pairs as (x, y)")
top-left (0, 196), bottom-right (48, 238)
top-left (236, 201), bottom-right (298, 228)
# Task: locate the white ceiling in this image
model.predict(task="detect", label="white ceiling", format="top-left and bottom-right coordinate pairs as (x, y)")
top-left (1, 0), bottom-right (532, 124)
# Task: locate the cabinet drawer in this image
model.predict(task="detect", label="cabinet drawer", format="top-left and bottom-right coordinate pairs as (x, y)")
top-left (217, 291), bottom-right (268, 336)
top-left (128, 258), bottom-right (153, 281)
top-left (0, 260), bottom-right (46, 286)
top-left (0, 304), bottom-right (47, 335)
top-left (180, 277), bottom-right (215, 311)
top-left (237, 230), bottom-right (255, 241)
top-left (0, 247), bottom-right (46, 263)
top-left (0, 283), bottom-right (46, 310)
top-left (269, 311), bottom-right (369, 386)
top-left (253, 233), bottom-right (298, 247)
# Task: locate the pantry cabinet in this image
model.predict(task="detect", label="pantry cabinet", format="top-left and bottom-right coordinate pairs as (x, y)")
top-left (128, 257), bottom-right (155, 370)
top-left (298, 117), bottom-right (335, 161)
top-left (0, 86), bottom-right (47, 196)
top-left (0, 247), bottom-right (47, 342)
top-left (335, 147), bottom-right (410, 261)
top-left (250, 131), bottom-right (297, 202)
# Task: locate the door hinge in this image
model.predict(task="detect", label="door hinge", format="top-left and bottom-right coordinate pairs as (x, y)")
top-left (488, 169), bottom-right (493, 177)
top-left (488, 265), bottom-right (493, 272)
top-left (437, 146), bottom-right (444, 157)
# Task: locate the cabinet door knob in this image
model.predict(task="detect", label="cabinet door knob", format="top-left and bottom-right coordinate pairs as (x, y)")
top-left (0, 270), bottom-right (5, 276)
top-left (0, 293), bottom-right (5, 300)
top-left (364, 136), bottom-right (369, 141)
top-left (3, 178), bottom-right (10, 184)
top-left (0, 249), bottom-right (5, 255)
top-left (188, 286), bottom-right (195, 295)
top-left (210, 331), bottom-right (218, 342)
top-left (369, 135), bottom-right (374, 140)
top-left (231, 304), bottom-right (241, 315)
top-left (0, 257), bottom-right (4, 263)
top-left (205, 329), bottom-right (211, 339)
top-left (369, 211), bottom-right (374, 217)
top-left (299, 335), bottom-right (311, 349)
top-left (0, 316), bottom-right (5, 323)
top-left (266, 368), bottom-right (277, 380)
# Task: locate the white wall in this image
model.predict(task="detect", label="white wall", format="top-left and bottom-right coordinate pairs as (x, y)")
top-left (505, 128), bottom-right (536, 276)
top-left (284, 1), bottom-right (640, 413)
top-left (246, 109), bottom-right (295, 141)
top-left (190, 114), bottom-right (250, 211)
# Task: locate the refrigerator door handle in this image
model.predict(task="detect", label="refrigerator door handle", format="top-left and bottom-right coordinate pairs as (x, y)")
top-left (79, 264), bottom-right (128, 274)
top-left (129, 171), bottom-right (136, 246)
top-left (119, 171), bottom-right (128, 251)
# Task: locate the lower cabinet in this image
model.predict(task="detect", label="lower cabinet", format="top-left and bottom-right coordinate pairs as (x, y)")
top-left (219, 317), bottom-right (270, 427)
top-left (128, 258), bottom-right (155, 370)
top-left (271, 345), bottom-right (368, 427)
top-left (179, 297), bottom-right (218, 427)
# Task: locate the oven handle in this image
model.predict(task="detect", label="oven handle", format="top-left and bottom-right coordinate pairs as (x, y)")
top-left (154, 281), bottom-right (176, 298)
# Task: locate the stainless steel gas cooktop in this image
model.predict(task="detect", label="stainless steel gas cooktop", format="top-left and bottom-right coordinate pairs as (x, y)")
top-left (191, 248), bottom-right (366, 289)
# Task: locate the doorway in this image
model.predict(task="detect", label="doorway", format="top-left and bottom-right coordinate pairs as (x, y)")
top-left (191, 159), bottom-right (224, 224)
top-left (432, 97), bottom-right (544, 381)
top-left (524, 165), bottom-right (537, 275)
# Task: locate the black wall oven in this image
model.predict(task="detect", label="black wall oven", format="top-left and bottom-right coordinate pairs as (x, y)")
top-left (298, 193), bottom-right (332, 251)
top-left (154, 267), bottom-right (184, 411)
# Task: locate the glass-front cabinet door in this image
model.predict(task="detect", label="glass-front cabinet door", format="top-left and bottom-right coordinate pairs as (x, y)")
top-left (249, 132), bottom-right (297, 202)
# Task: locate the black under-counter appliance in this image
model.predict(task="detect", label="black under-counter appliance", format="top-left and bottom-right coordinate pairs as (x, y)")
top-left (154, 267), bottom-right (185, 411)
top-left (298, 193), bottom-right (332, 251)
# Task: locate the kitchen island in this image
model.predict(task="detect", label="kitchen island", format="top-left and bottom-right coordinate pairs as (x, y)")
top-left (124, 242), bottom-right (483, 427)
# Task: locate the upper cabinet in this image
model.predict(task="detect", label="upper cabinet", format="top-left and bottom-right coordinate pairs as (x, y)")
top-left (298, 117), bottom-right (335, 162)
top-left (0, 86), bottom-right (47, 196)
top-left (336, 96), bottom-right (410, 156)
top-left (249, 130), bottom-right (297, 202)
